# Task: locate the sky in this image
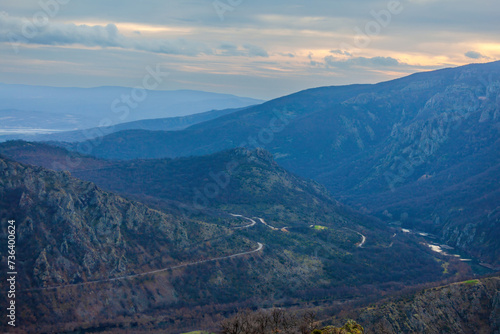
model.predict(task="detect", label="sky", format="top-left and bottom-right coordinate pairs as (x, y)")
top-left (0, 0), bottom-right (499, 100)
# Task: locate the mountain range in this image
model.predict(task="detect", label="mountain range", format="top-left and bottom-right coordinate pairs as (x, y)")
top-left (50, 61), bottom-right (500, 267)
top-left (0, 147), bottom-right (466, 333)
top-left (1, 61), bottom-right (499, 333)
top-left (0, 106), bottom-right (245, 142)
top-left (0, 83), bottom-right (263, 134)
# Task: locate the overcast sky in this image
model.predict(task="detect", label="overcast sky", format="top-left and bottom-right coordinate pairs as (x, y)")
top-left (1, 0), bottom-right (499, 100)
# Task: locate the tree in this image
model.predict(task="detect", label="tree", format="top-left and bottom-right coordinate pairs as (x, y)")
top-left (299, 311), bottom-right (317, 334)
top-left (218, 309), bottom-right (364, 334)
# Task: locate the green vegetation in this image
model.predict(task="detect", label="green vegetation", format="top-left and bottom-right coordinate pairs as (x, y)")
top-left (462, 279), bottom-right (479, 285)
top-left (317, 320), bottom-right (364, 334)
top-left (441, 261), bottom-right (449, 274)
top-left (314, 225), bottom-right (328, 230)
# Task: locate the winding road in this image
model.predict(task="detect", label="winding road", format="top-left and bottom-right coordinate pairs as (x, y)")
top-left (236, 214), bottom-right (367, 247)
top-left (358, 233), bottom-right (367, 248)
top-left (26, 214), bottom-right (367, 292)
top-left (231, 214), bottom-right (280, 231)
top-left (230, 213), bottom-right (257, 229)
top-left (343, 228), bottom-right (367, 248)
top-left (24, 237), bottom-right (263, 292)
top-left (255, 217), bottom-right (279, 230)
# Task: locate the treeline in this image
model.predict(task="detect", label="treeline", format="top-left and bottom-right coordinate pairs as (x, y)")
top-left (218, 308), bottom-right (364, 334)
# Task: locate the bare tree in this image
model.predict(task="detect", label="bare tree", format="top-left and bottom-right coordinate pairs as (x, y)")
top-left (218, 308), bottom-right (349, 334)
top-left (299, 311), bottom-right (317, 334)
top-left (270, 308), bottom-right (285, 333)
top-left (251, 310), bottom-right (271, 334)
top-left (220, 310), bottom-right (250, 334)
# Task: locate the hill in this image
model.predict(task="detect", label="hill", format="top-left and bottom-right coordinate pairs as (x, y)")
top-left (0, 141), bottom-right (372, 230)
top-left (344, 276), bottom-right (500, 333)
top-left (0, 154), bottom-right (251, 332)
top-left (57, 61), bottom-right (500, 266)
top-left (0, 146), bottom-right (469, 333)
top-left (218, 276), bottom-right (500, 334)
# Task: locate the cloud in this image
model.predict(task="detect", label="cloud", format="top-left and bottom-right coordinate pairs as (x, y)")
top-left (0, 13), bottom-right (270, 58)
top-left (129, 38), bottom-right (212, 57)
top-left (363, 56), bottom-right (400, 66)
top-left (0, 1), bottom-right (498, 100)
top-left (330, 49), bottom-right (352, 56)
top-left (279, 52), bottom-right (295, 58)
top-left (323, 55), bottom-right (400, 69)
top-left (0, 12), bottom-right (120, 47)
top-left (464, 51), bottom-right (487, 59)
top-left (217, 43), bottom-right (269, 57)
top-left (243, 44), bottom-right (269, 57)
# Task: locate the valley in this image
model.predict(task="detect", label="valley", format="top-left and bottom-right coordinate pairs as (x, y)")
top-left (2, 0), bottom-right (499, 331)
top-left (0, 150), bottom-right (473, 333)
top-left (0, 61), bottom-right (498, 333)
top-left (47, 61), bottom-right (499, 267)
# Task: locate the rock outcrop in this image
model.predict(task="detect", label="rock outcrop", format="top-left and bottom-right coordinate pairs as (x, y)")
top-left (0, 155), bottom-right (226, 287)
top-left (354, 277), bottom-right (500, 334)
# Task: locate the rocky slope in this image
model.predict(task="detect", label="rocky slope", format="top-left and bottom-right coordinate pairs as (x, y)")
top-left (0, 155), bottom-right (254, 333)
top-left (0, 155), bottom-right (228, 287)
top-left (347, 276), bottom-right (500, 334)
